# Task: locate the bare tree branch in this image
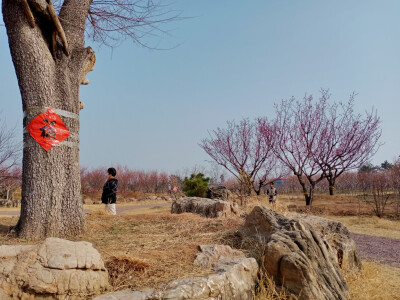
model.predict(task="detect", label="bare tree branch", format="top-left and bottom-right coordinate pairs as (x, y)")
top-left (0, 118), bottom-right (21, 185)
top-left (54, 0), bottom-right (181, 48)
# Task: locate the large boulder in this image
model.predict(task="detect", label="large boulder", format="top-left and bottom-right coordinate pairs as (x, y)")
top-left (0, 238), bottom-right (109, 299)
top-left (171, 197), bottom-right (238, 218)
top-left (287, 213), bottom-right (362, 271)
top-left (95, 245), bottom-right (258, 300)
top-left (239, 206), bottom-right (355, 300)
top-left (206, 185), bottom-right (231, 200)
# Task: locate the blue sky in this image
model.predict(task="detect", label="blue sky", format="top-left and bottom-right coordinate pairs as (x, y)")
top-left (1, 0), bottom-right (400, 172)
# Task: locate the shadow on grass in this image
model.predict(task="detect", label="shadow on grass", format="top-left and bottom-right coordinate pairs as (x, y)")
top-left (0, 220), bottom-right (18, 241)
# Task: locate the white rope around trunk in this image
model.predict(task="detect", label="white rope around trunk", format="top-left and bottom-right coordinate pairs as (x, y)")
top-left (23, 106), bottom-right (79, 121)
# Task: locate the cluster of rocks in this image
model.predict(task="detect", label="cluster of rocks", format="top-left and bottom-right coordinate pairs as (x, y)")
top-left (0, 200), bottom-right (362, 300)
top-left (170, 197), bottom-right (361, 300)
top-left (96, 244), bottom-right (258, 300)
top-left (171, 197), bottom-right (238, 218)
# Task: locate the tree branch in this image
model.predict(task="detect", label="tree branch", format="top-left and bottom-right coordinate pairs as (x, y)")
top-left (59, 0), bottom-right (92, 50)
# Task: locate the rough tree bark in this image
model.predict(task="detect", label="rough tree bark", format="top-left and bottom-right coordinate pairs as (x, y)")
top-left (2, 0), bottom-right (95, 240)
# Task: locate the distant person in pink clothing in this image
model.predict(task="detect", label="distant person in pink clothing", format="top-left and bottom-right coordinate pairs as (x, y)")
top-left (172, 186), bottom-right (178, 199)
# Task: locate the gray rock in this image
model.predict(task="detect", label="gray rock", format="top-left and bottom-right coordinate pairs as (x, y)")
top-left (171, 197), bottom-right (238, 218)
top-left (206, 185), bottom-right (231, 200)
top-left (194, 244), bottom-right (245, 268)
top-left (0, 237), bottom-right (109, 299)
top-left (239, 206), bottom-right (352, 300)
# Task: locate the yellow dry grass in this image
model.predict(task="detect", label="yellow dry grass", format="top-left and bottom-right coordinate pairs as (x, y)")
top-left (0, 200), bottom-right (169, 214)
top-left (80, 211), bottom-right (243, 290)
top-left (120, 206), bottom-right (170, 215)
top-left (326, 215), bottom-right (400, 239)
top-left (254, 256), bottom-right (299, 300)
top-left (105, 255), bottom-right (150, 290)
top-left (346, 261), bottom-right (400, 300)
top-left (255, 272), bottom-right (298, 300)
top-left (84, 200), bottom-right (169, 212)
top-left (0, 207), bottom-right (20, 212)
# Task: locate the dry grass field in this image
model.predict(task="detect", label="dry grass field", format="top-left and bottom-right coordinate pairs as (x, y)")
top-left (0, 193), bottom-right (399, 299)
top-left (345, 261), bottom-right (400, 300)
top-left (326, 215), bottom-right (400, 239)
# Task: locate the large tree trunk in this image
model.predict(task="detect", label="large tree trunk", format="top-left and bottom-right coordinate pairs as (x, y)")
top-left (3, 0), bottom-right (93, 240)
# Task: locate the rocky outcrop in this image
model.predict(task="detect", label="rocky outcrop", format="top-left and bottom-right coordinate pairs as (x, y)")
top-left (171, 197), bottom-right (238, 218)
top-left (206, 185), bottom-right (231, 200)
top-left (95, 245), bottom-right (258, 300)
top-left (239, 206), bottom-right (355, 300)
top-left (0, 238), bottom-right (109, 299)
top-left (288, 213), bottom-right (362, 271)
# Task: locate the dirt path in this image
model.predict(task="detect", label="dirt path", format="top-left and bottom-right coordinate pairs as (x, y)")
top-left (351, 233), bottom-right (400, 268)
top-left (117, 202), bottom-right (171, 215)
top-left (0, 202), bottom-right (172, 216)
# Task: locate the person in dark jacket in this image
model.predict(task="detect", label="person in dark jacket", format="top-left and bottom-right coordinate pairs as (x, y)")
top-left (101, 167), bottom-right (118, 215)
top-left (266, 181), bottom-right (278, 205)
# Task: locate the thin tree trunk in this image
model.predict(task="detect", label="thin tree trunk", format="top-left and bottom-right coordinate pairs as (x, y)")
top-left (309, 185), bottom-right (315, 205)
top-left (328, 178), bottom-right (335, 196)
top-left (3, 0), bottom-right (93, 240)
